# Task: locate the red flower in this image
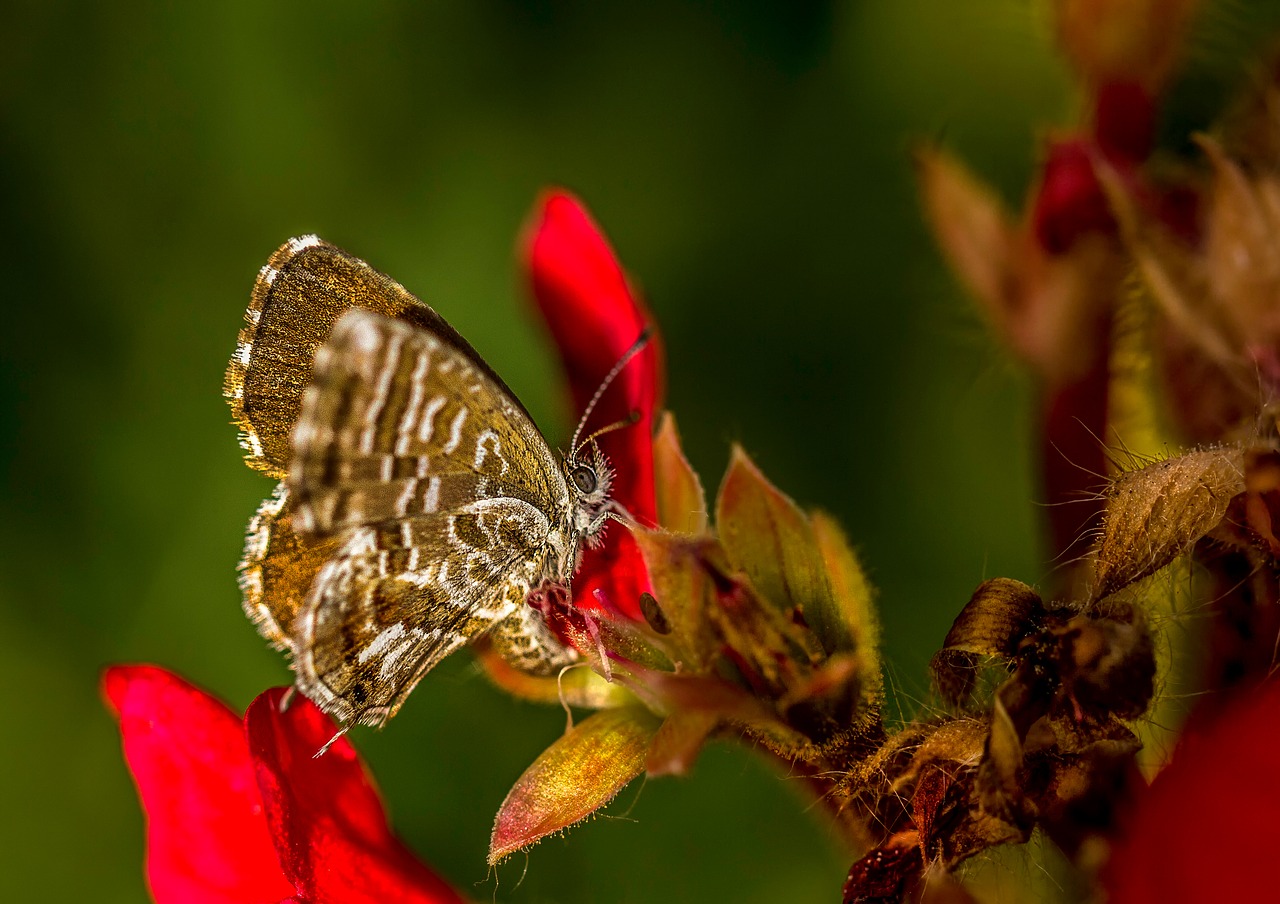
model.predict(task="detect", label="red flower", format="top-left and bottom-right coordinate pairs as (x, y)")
top-left (1103, 679), bottom-right (1280, 903)
top-left (103, 665), bottom-right (463, 904)
top-left (523, 190), bottom-right (664, 621)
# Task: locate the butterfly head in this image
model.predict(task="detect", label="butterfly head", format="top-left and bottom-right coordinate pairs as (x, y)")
top-left (557, 326), bottom-right (650, 562)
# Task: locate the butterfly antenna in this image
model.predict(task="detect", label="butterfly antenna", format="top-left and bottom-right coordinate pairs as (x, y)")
top-left (570, 327), bottom-right (652, 455)
top-left (577, 410), bottom-right (641, 453)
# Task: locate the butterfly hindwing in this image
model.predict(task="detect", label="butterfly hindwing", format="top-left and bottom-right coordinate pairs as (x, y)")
top-left (295, 500), bottom-right (554, 726)
top-left (238, 482), bottom-right (343, 650)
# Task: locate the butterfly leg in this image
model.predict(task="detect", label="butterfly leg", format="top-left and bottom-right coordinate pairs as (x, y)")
top-left (489, 598), bottom-right (579, 675)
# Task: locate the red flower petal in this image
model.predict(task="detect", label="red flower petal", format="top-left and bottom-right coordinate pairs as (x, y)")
top-left (1093, 80), bottom-right (1155, 165)
top-left (1104, 680), bottom-right (1280, 903)
top-left (1032, 139), bottom-right (1116, 254)
top-left (524, 190), bottom-right (663, 620)
top-left (103, 665), bottom-right (297, 904)
top-left (246, 688), bottom-right (463, 904)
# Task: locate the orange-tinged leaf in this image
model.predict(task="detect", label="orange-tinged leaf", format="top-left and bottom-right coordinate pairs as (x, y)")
top-left (811, 511), bottom-right (881, 692)
top-left (653, 411), bottom-right (708, 534)
top-left (473, 640), bottom-right (636, 708)
top-left (488, 706), bottom-right (661, 864)
top-left (1053, 0), bottom-right (1201, 88)
top-left (646, 710), bottom-right (719, 777)
top-left (916, 146), bottom-right (1017, 323)
top-left (716, 446), bottom-right (834, 622)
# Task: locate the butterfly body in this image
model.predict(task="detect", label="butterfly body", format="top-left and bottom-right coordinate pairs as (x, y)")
top-left (226, 237), bottom-right (611, 726)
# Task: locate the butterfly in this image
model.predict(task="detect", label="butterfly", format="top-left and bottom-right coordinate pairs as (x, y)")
top-left (225, 235), bottom-right (643, 727)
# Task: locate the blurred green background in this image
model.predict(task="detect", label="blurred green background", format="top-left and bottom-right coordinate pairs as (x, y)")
top-left (4, 2), bottom-right (1279, 902)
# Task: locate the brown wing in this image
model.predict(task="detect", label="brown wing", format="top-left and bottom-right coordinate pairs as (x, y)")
top-left (238, 482), bottom-right (342, 651)
top-left (288, 308), bottom-right (568, 538)
top-left (224, 235), bottom-right (532, 478)
top-left (281, 308), bottom-right (577, 725)
top-left (294, 498), bottom-right (554, 726)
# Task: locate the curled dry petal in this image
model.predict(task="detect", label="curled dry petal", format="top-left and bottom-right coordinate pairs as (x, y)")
top-left (1059, 615), bottom-right (1154, 719)
top-left (931, 578), bottom-right (1044, 707)
top-left (1090, 446), bottom-right (1246, 602)
top-left (524, 190), bottom-right (662, 621)
top-left (489, 705), bottom-right (662, 864)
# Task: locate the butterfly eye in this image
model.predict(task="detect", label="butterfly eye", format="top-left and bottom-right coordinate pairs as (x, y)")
top-left (570, 464), bottom-right (598, 495)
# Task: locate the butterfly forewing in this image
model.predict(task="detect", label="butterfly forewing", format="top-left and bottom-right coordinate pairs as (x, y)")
top-left (225, 235), bottom-right (528, 478)
top-left (289, 309), bottom-right (568, 538)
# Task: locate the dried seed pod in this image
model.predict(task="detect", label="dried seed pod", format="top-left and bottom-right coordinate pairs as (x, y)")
top-left (1090, 446), bottom-right (1245, 602)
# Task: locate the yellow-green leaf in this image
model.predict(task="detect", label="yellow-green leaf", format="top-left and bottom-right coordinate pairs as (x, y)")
top-left (811, 511), bottom-right (881, 693)
top-left (645, 710), bottom-right (719, 777)
top-left (716, 446), bottom-right (834, 626)
top-left (653, 412), bottom-right (708, 534)
top-left (489, 706), bottom-right (662, 864)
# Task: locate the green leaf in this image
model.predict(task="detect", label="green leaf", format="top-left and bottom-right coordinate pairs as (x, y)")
top-left (715, 446), bottom-right (835, 626)
top-left (489, 706), bottom-right (662, 864)
top-left (653, 411), bottom-right (708, 534)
